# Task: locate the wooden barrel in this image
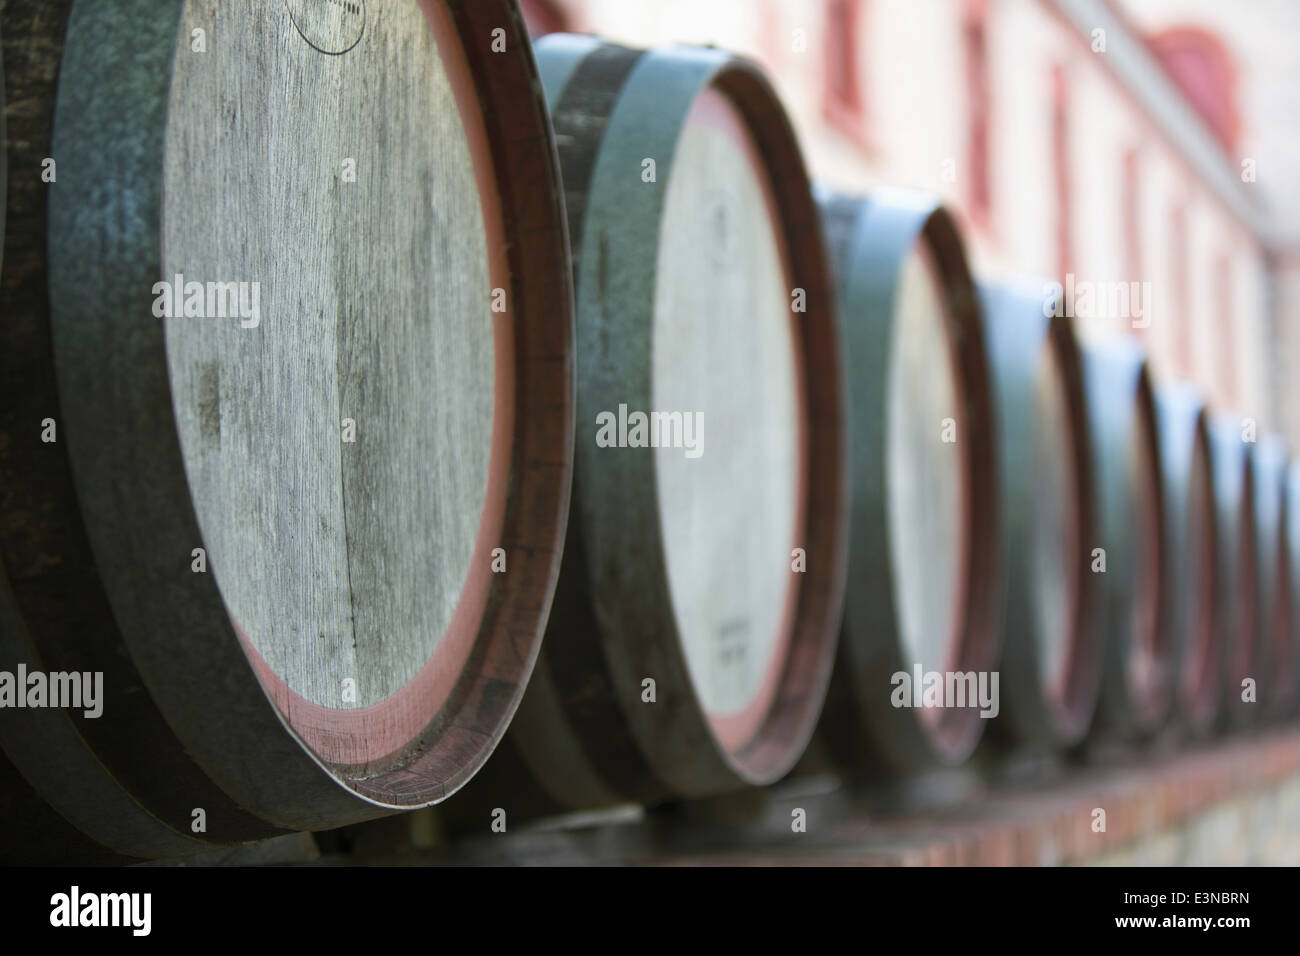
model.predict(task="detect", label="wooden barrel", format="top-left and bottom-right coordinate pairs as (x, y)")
top-left (0, 0), bottom-right (572, 860)
top-left (1250, 435), bottom-right (1293, 719)
top-left (1081, 336), bottom-right (1170, 740)
top-left (812, 189), bottom-right (999, 770)
top-left (448, 35), bottom-right (846, 822)
top-left (1155, 384), bottom-right (1220, 735)
top-left (1207, 415), bottom-right (1257, 729)
top-left (976, 279), bottom-right (1098, 752)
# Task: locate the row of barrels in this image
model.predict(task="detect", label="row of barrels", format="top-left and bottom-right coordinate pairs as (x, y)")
top-left (0, 1), bottom-right (1295, 862)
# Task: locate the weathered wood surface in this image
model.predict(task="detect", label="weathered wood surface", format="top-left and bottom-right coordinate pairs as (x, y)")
top-left (1081, 336), bottom-right (1170, 742)
top-left (2, 0), bottom-right (572, 860)
top-left (445, 36), bottom-right (846, 829)
top-left (811, 190), bottom-right (1000, 772)
top-left (978, 279), bottom-right (1098, 753)
top-left (1155, 385), bottom-right (1220, 735)
top-left (653, 86), bottom-right (806, 752)
top-left (161, 0), bottom-right (498, 759)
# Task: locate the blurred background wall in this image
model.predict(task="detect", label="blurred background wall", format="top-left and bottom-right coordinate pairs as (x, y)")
top-left (521, 0), bottom-right (1300, 446)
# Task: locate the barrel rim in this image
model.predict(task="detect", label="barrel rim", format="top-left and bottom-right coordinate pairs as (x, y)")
top-left (913, 206), bottom-right (1001, 760)
top-left (712, 56), bottom-right (846, 785)
top-left (1042, 305), bottom-right (1102, 742)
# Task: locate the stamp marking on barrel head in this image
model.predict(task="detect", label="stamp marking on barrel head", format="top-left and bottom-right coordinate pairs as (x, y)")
top-left (702, 187), bottom-right (739, 268)
top-left (715, 618), bottom-right (751, 698)
top-left (286, 0), bottom-right (366, 56)
top-left (717, 618), bottom-right (750, 653)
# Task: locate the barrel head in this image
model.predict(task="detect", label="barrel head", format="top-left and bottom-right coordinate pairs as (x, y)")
top-left (29, 0), bottom-right (573, 838)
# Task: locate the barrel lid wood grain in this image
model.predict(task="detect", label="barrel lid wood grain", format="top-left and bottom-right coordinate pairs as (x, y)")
top-left (456, 36), bottom-right (846, 818)
top-left (1155, 384), bottom-right (1219, 735)
top-left (4, 0), bottom-right (572, 853)
top-left (1250, 435), bottom-right (1293, 720)
top-left (978, 278), bottom-right (1098, 751)
top-left (1081, 335), bottom-right (1170, 741)
top-left (814, 189), bottom-right (999, 770)
top-left (1207, 415), bottom-right (1257, 730)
